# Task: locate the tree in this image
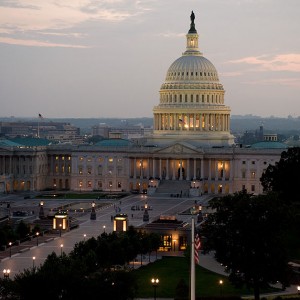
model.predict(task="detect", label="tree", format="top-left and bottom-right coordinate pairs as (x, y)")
top-left (261, 147), bottom-right (300, 259)
top-left (201, 191), bottom-right (291, 300)
top-left (15, 221), bottom-right (30, 240)
top-left (260, 147), bottom-right (300, 202)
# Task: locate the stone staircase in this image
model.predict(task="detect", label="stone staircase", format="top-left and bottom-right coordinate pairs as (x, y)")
top-left (152, 180), bottom-right (191, 197)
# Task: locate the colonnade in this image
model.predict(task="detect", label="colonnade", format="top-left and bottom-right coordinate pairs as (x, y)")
top-left (130, 157), bottom-right (232, 181)
top-left (153, 112), bottom-right (230, 131)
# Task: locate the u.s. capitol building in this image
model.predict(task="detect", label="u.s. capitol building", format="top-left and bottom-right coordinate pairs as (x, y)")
top-left (0, 13), bottom-right (287, 196)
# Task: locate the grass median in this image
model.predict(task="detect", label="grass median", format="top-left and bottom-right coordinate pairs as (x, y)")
top-left (132, 256), bottom-right (275, 299)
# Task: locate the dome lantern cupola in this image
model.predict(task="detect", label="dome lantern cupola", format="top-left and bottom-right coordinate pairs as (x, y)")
top-left (184, 11), bottom-right (202, 56)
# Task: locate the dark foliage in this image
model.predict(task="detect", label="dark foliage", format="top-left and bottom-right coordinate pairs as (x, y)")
top-left (201, 191), bottom-right (292, 300)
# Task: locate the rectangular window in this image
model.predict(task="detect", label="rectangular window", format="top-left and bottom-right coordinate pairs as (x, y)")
top-left (109, 158), bottom-right (113, 163)
top-left (242, 161), bottom-right (246, 165)
top-left (87, 167), bottom-right (92, 175)
top-left (78, 167), bottom-right (83, 175)
top-left (251, 185), bottom-right (255, 192)
top-left (87, 181), bottom-right (92, 188)
top-left (98, 181), bottom-right (102, 189)
top-left (55, 165), bottom-right (59, 173)
top-left (252, 161), bottom-right (255, 165)
top-left (242, 171), bottom-right (246, 178)
top-left (118, 182), bottom-right (122, 188)
top-left (251, 172), bottom-right (256, 179)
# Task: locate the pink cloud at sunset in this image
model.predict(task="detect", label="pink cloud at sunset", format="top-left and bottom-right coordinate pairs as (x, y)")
top-left (228, 53), bottom-right (300, 73)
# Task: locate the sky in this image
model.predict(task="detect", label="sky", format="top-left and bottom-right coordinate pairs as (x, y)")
top-left (0, 0), bottom-right (299, 119)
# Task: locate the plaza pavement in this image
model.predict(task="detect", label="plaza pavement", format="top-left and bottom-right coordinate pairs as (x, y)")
top-left (0, 193), bottom-right (209, 277)
top-left (0, 193), bottom-right (298, 298)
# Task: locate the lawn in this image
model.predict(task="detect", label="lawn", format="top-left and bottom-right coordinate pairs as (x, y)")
top-left (132, 256), bottom-right (269, 299)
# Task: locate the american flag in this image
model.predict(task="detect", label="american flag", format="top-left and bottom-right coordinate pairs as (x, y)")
top-left (38, 113), bottom-right (44, 120)
top-left (194, 233), bottom-right (201, 264)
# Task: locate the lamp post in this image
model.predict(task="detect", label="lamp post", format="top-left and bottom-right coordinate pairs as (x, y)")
top-left (59, 224), bottom-right (62, 237)
top-left (8, 242), bottom-right (12, 258)
top-left (36, 232), bottom-right (39, 246)
top-left (33, 256), bottom-right (36, 268)
top-left (83, 234), bottom-right (86, 241)
top-left (60, 244), bottom-right (63, 256)
top-left (151, 278), bottom-right (159, 300)
top-left (219, 279), bottom-right (223, 296)
top-left (39, 200), bottom-right (45, 219)
top-left (103, 225), bottom-right (106, 233)
top-left (297, 285), bottom-right (300, 294)
top-left (3, 269), bottom-right (10, 279)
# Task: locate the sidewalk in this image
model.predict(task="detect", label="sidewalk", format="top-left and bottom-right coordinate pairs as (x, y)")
top-left (0, 232), bottom-right (58, 261)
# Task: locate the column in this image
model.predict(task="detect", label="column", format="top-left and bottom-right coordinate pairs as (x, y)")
top-left (193, 159), bottom-right (196, 180)
top-left (147, 158), bottom-right (150, 178)
top-left (208, 159), bottom-right (211, 180)
top-left (201, 159), bottom-right (204, 179)
top-left (152, 158), bottom-right (156, 178)
top-left (186, 159), bottom-right (190, 180)
top-left (159, 159), bottom-right (162, 179)
top-left (172, 160), bottom-right (176, 180)
top-left (215, 160), bottom-right (218, 181)
top-left (140, 159), bottom-right (143, 179)
top-left (193, 113), bottom-right (196, 131)
top-left (133, 158), bottom-right (136, 179)
top-left (166, 159), bottom-right (169, 180)
top-left (179, 160), bottom-right (183, 180)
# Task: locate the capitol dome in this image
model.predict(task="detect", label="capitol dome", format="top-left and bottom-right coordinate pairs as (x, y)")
top-left (152, 11), bottom-right (234, 147)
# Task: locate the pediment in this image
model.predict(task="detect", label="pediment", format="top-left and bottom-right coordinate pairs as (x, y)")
top-left (154, 142), bottom-right (203, 154)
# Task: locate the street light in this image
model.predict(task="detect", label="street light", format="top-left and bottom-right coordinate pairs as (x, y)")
top-left (59, 224), bottom-right (62, 237)
top-left (103, 225), bottom-right (106, 233)
top-left (60, 244), bottom-right (63, 256)
top-left (297, 285), bottom-right (300, 294)
top-left (36, 232), bottom-right (39, 246)
top-left (151, 278), bottom-right (159, 300)
top-left (3, 269), bottom-right (10, 279)
top-left (219, 279), bottom-right (223, 296)
top-left (83, 234), bottom-right (86, 241)
top-left (33, 256), bottom-right (36, 268)
top-left (8, 242), bottom-right (12, 258)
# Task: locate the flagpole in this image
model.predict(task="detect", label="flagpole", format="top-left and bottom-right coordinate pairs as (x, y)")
top-left (37, 120), bottom-right (40, 138)
top-left (191, 216), bottom-right (195, 300)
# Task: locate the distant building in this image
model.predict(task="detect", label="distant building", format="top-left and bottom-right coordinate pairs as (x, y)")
top-left (0, 121), bottom-right (81, 144)
top-left (92, 123), bottom-right (152, 139)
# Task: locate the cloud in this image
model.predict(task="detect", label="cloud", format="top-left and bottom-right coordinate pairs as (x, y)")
top-left (228, 53), bottom-right (300, 72)
top-left (0, 37), bottom-right (89, 48)
top-left (242, 77), bottom-right (300, 88)
top-left (0, 0), bottom-right (152, 47)
top-left (156, 32), bottom-right (185, 38)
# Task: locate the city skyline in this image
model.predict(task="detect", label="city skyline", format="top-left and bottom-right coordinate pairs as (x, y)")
top-left (0, 0), bottom-right (299, 119)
